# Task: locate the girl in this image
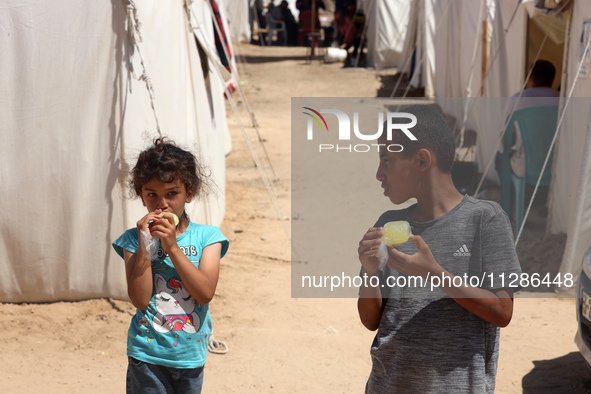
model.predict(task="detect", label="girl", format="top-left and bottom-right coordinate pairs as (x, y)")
top-left (113, 138), bottom-right (229, 393)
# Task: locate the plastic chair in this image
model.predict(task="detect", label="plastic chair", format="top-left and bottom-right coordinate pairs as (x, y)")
top-left (266, 13), bottom-right (287, 46)
top-left (252, 18), bottom-right (268, 46)
top-left (500, 105), bottom-right (558, 239)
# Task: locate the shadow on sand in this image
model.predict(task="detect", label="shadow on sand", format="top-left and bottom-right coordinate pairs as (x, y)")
top-left (376, 73), bottom-right (426, 98)
top-left (522, 352), bottom-right (591, 393)
top-left (239, 54), bottom-right (309, 64)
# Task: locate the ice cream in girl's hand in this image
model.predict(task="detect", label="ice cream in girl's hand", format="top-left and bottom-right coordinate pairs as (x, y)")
top-left (159, 212), bottom-right (179, 226)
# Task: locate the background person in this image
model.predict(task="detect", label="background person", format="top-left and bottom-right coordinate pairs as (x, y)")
top-left (496, 59), bottom-right (560, 179)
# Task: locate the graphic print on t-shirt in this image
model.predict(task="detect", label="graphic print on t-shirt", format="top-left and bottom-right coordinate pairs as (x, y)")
top-left (151, 273), bottom-right (201, 334)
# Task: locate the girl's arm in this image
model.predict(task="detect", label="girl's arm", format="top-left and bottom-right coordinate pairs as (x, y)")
top-left (124, 248), bottom-right (153, 310)
top-left (152, 215), bottom-right (221, 305)
top-left (125, 209), bottom-right (168, 310)
top-left (167, 243), bottom-right (221, 305)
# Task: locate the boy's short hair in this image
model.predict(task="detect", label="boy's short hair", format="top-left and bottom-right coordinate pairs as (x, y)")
top-left (388, 105), bottom-right (456, 173)
top-left (530, 59), bottom-right (556, 87)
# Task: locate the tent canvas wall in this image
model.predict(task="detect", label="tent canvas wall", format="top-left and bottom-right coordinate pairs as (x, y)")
top-left (435, 0), bottom-right (528, 185)
top-left (361, 0), bottom-right (412, 69)
top-left (398, 0), bottom-right (527, 98)
top-left (399, 0), bottom-right (591, 284)
top-left (190, 0), bottom-right (235, 156)
top-left (549, 0), bottom-right (591, 284)
top-left (225, 0), bottom-right (252, 43)
top-left (430, 0), bottom-right (591, 284)
top-left (0, 0), bottom-right (231, 303)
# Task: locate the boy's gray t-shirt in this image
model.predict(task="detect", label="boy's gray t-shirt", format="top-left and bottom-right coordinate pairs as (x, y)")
top-left (365, 196), bottom-right (521, 394)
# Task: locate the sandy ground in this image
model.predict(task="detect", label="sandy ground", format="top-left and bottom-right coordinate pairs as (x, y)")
top-left (1, 44), bottom-right (589, 393)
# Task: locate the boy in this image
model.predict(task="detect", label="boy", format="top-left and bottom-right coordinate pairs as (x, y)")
top-left (357, 105), bottom-right (521, 393)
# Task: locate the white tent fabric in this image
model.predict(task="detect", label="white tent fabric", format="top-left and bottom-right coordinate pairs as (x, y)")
top-left (397, 0), bottom-right (591, 283)
top-left (361, 0), bottom-right (412, 69)
top-left (399, 0), bottom-right (525, 99)
top-left (550, 0), bottom-right (591, 282)
top-left (397, 0), bottom-right (436, 96)
top-left (435, 0), bottom-right (525, 99)
top-left (188, 0), bottom-right (234, 156)
top-left (0, 0), bottom-right (230, 302)
top-left (435, 0), bottom-right (527, 184)
top-left (420, 0), bottom-right (591, 284)
top-left (225, 0), bottom-right (251, 43)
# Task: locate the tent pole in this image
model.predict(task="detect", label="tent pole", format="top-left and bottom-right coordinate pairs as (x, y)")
top-left (548, 0), bottom-right (573, 237)
top-left (311, 0), bottom-right (316, 58)
top-left (481, 20), bottom-right (490, 97)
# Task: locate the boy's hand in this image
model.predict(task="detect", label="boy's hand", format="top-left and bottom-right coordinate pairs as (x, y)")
top-left (386, 235), bottom-right (442, 279)
top-left (358, 227), bottom-right (384, 275)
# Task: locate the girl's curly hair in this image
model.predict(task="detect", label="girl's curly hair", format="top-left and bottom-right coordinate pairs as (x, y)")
top-left (130, 138), bottom-right (212, 220)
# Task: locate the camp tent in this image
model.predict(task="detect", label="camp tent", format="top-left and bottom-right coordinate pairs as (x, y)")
top-left (226, 0), bottom-right (252, 43)
top-left (549, 0), bottom-right (591, 286)
top-left (397, 0), bottom-right (591, 285)
top-left (0, 0), bottom-right (233, 302)
top-left (395, 0), bottom-right (529, 189)
top-left (360, 0), bottom-right (412, 69)
top-left (397, 0), bottom-right (527, 98)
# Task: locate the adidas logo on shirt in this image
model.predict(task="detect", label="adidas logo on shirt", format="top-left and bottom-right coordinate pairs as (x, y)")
top-left (453, 244), bottom-right (472, 257)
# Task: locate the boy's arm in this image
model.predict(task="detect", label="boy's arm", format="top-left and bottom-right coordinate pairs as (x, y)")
top-left (357, 269), bottom-right (383, 331)
top-left (357, 227), bottom-right (385, 331)
top-left (436, 281), bottom-right (514, 327)
top-left (386, 235), bottom-right (514, 327)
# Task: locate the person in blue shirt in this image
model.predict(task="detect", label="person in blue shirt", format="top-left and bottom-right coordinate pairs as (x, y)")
top-left (113, 137), bottom-right (229, 393)
top-left (495, 59), bottom-right (559, 179)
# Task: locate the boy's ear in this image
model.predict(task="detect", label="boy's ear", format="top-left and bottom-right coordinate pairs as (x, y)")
top-left (186, 193), bottom-right (194, 203)
top-left (416, 148), bottom-right (432, 171)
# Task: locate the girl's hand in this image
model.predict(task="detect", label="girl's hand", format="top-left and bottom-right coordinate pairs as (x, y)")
top-left (358, 227), bottom-right (384, 276)
top-left (148, 213), bottom-right (178, 253)
top-left (386, 235), bottom-right (442, 279)
top-left (136, 209), bottom-right (164, 245)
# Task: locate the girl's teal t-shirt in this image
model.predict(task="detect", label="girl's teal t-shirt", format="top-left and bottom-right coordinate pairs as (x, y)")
top-left (113, 222), bottom-right (228, 368)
